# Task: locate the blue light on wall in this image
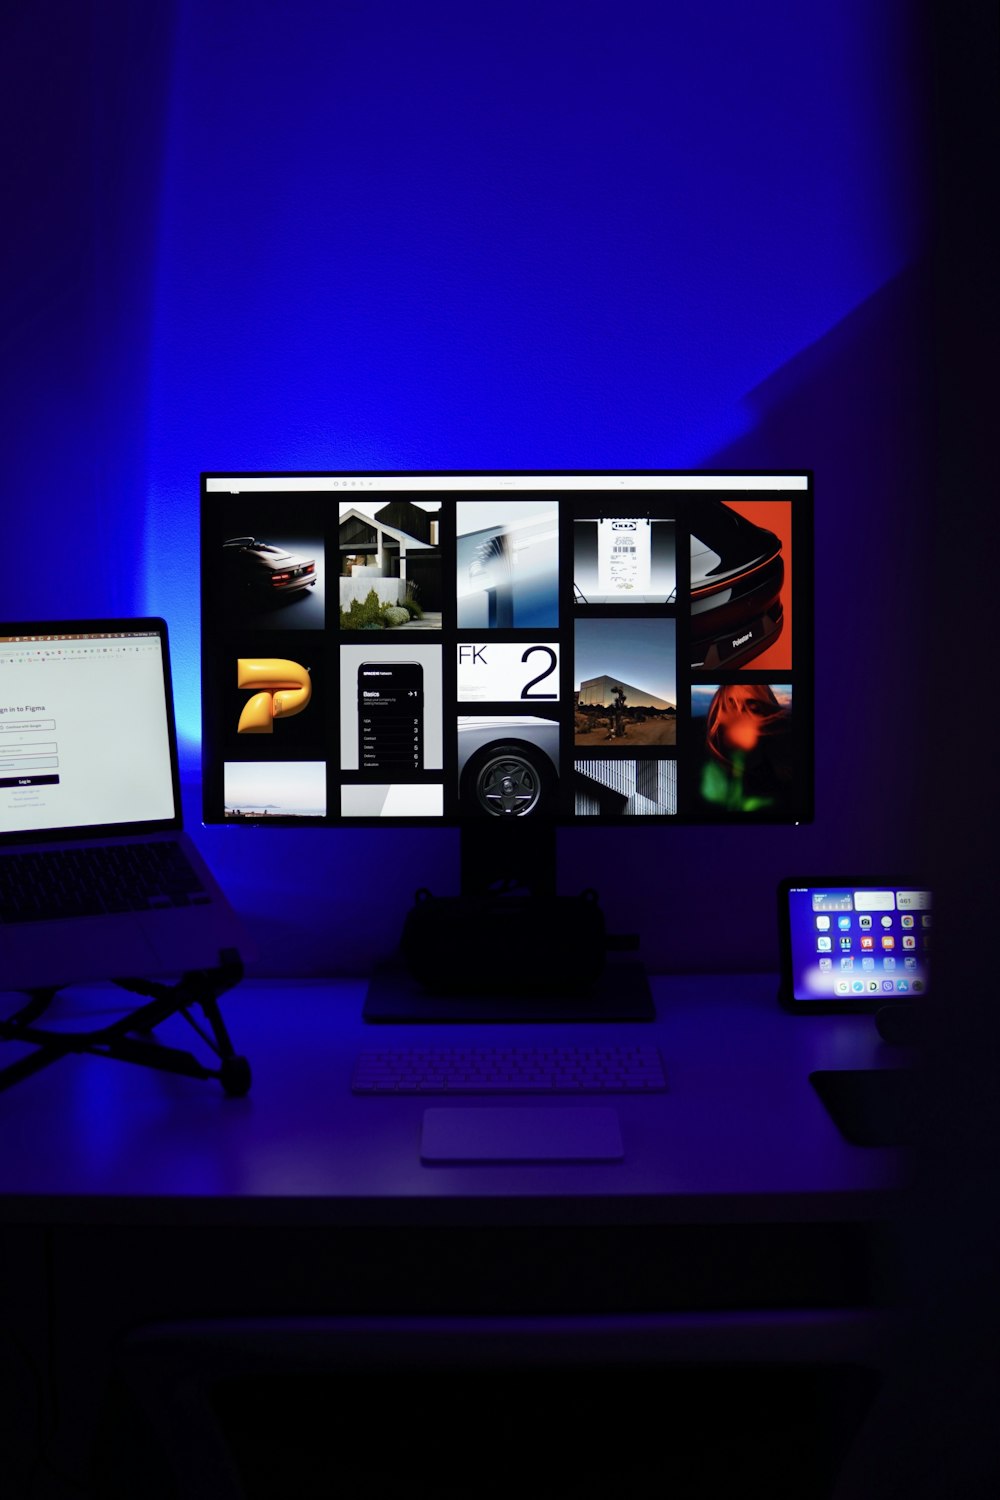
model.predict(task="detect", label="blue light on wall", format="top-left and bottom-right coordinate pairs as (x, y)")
top-left (3, 0), bottom-right (934, 973)
top-left (138, 0), bottom-right (929, 754)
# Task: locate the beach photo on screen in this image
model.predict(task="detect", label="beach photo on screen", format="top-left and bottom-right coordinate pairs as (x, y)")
top-left (224, 761), bottom-right (326, 818)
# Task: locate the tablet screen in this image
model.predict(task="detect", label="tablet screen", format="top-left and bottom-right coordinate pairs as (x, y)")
top-left (783, 883), bottom-right (931, 1004)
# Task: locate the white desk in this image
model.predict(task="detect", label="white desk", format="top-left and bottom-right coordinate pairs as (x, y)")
top-left (0, 972), bottom-right (907, 1224)
top-left (0, 974), bottom-right (916, 1495)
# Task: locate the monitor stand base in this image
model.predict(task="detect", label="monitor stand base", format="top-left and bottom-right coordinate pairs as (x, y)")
top-left (362, 956), bottom-right (655, 1023)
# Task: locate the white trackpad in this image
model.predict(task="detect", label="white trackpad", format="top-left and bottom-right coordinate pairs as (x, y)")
top-left (420, 1107), bottom-right (623, 1163)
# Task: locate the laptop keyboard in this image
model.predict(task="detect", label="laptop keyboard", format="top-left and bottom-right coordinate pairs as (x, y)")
top-left (0, 842), bottom-right (208, 923)
top-left (352, 1044), bottom-right (667, 1095)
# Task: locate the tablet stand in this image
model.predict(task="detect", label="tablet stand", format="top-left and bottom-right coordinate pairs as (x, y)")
top-left (0, 948), bottom-right (250, 1096)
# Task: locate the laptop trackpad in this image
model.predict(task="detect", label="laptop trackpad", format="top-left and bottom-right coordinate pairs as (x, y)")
top-left (420, 1107), bottom-right (624, 1163)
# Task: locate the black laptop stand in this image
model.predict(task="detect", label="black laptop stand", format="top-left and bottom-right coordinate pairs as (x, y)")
top-left (0, 948), bottom-right (251, 1096)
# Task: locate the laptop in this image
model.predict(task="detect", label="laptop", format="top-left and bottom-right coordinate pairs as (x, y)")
top-left (0, 619), bottom-right (251, 992)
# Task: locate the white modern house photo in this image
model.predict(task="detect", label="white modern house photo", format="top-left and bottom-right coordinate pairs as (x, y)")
top-left (338, 501), bottom-right (442, 620)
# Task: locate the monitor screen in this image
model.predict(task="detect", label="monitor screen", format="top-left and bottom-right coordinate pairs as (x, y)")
top-left (200, 472), bottom-right (813, 827)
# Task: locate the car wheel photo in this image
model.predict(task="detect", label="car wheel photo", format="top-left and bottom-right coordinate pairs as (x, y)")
top-left (463, 743), bottom-right (553, 816)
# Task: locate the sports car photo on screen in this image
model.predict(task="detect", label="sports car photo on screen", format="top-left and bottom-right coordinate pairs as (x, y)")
top-left (223, 536), bottom-right (318, 601)
top-left (690, 502), bottom-right (784, 670)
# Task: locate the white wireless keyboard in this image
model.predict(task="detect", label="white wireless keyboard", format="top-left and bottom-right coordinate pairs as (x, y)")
top-left (352, 1044), bottom-right (667, 1094)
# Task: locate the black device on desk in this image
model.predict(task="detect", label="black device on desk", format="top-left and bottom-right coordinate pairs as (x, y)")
top-left (777, 877), bottom-right (931, 1146)
top-left (200, 468), bottom-right (815, 1022)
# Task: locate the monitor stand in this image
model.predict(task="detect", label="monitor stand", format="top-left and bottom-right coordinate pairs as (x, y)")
top-left (363, 821), bottom-right (655, 1022)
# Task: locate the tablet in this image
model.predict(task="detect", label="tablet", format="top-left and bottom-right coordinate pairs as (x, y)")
top-left (777, 878), bottom-right (932, 1012)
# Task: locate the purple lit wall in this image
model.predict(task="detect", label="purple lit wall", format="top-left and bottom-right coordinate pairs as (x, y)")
top-left (2, 0), bottom-right (936, 974)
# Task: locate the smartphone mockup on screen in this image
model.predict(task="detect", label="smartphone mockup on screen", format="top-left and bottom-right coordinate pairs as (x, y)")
top-left (357, 661), bottom-right (424, 773)
top-left (777, 877), bottom-right (932, 1012)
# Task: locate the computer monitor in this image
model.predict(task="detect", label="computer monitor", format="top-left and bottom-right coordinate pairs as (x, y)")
top-left (200, 470), bottom-right (813, 1014)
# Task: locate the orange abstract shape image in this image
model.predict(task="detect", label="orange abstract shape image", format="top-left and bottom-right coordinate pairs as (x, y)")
top-left (697, 682), bottom-right (794, 815)
top-left (237, 658), bottom-right (312, 734)
top-left (705, 682), bottom-right (788, 764)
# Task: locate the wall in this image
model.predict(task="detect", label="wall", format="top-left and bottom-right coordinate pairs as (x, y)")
top-left (2, 0), bottom-right (937, 975)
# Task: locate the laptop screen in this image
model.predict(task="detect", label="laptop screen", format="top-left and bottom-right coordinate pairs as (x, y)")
top-left (0, 623), bottom-right (180, 840)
